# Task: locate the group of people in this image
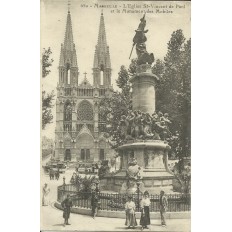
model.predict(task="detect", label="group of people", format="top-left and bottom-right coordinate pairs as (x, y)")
top-left (125, 190), bottom-right (168, 229)
top-left (60, 189), bottom-right (168, 229)
top-left (76, 163), bottom-right (99, 174)
top-left (60, 188), bottom-right (100, 227)
top-left (49, 168), bottom-right (60, 180)
top-left (115, 110), bottom-right (172, 141)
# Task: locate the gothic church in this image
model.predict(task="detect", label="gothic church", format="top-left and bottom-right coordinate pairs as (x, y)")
top-left (55, 10), bottom-right (115, 162)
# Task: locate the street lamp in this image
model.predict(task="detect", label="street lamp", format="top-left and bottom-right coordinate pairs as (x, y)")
top-left (136, 177), bottom-right (142, 211)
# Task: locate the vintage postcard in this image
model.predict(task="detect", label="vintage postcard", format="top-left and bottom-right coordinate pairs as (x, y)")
top-left (41, 0), bottom-right (191, 231)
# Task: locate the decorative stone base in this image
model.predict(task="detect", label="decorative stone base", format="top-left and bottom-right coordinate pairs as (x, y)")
top-left (101, 140), bottom-right (175, 194)
top-left (101, 172), bottom-right (174, 194)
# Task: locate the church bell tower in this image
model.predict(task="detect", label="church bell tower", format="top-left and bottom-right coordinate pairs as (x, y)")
top-left (55, 8), bottom-right (79, 161)
top-left (93, 12), bottom-right (112, 87)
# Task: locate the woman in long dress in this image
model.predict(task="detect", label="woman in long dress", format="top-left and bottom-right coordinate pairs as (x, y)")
top-left (140, 191), bottom-right (151, 230)
top-left (125, 196), bottom-right (137, 228)
top-left (42, 183), bottom-right (50, 206)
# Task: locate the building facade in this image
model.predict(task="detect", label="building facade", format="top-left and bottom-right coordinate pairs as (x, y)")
top-left (55, 10), bottom-right (115, 162)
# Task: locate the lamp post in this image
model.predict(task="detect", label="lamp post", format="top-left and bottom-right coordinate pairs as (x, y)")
top-left (136, 178), bottom-right (142, 211)
top-left (63, 176), bottom-right (66, 200)
top-left (63, 176), bottom-right (66, 187)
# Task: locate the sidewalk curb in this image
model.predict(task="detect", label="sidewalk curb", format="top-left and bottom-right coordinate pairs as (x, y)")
top-left (54, 202), bottom-right (190, 219)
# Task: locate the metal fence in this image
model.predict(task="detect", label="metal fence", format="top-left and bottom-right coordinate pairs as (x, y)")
top-left (57, 184), bottom-right (191, 212)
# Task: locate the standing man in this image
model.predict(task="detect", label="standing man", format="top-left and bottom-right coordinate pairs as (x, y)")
top-left (159, 190), bottom-right (168, 227)
top-left (56, 168), bottom-right (60, 180)
top-left (61, 194), bottom-right (73, 226)
top-left (91, 189), bottom-right (100, 219)
top-left (49, 168), bottom-right (52, 180)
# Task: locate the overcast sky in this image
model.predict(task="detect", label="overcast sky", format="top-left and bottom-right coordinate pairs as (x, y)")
top-left (41, 0), bottom-right (191, 139)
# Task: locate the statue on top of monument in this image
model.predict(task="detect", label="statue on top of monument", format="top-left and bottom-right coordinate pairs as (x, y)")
top-left (129, 14), bottom-right (155, 66)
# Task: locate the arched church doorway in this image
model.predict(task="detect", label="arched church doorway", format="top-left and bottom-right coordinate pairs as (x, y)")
top-left (64, 149), bottom-right (71, 161)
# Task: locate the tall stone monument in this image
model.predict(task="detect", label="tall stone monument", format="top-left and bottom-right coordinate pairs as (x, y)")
top-left (101, 15), bottom-right (174, 194)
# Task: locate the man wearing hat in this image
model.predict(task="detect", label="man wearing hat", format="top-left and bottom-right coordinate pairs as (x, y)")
top-left (61, 194), bottom-right (73, 226)
top-left (159, 190), bottom-right (168, 226)
top-left (91, 188), bottom-right (100, 219)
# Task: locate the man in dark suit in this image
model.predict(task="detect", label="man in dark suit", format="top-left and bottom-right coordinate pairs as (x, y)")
top-left (160, 190), bottom-right (168, 226)
top-left (61, 194), bottom-right (73, 226)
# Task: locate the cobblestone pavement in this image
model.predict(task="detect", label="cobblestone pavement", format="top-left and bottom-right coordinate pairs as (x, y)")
top-left (41, 165), bottom-right (190, 232)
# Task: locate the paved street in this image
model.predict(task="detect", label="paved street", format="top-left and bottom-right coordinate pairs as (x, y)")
top-left (41, 160), bottom-right (190, 231)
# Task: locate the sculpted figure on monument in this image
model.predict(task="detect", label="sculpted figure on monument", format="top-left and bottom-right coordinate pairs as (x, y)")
top-left (114, 109), bottom-right (173, 142)
top-left (151, 112), bottom-right (161, 139)
top-left (126, 157), bottom-right (141, 186)
top-left (118, 115), bottom-right (128, 139)
top-left (143, 113), bottom-right (154, 139)
top-left (145, 150), bottom-right (165, 169)
top-left (156, 119), bottom-right (171, 141)
top-left (139, 112), bottom-right (146, 138)
top-left (126, 110), bottom-right (135, 137)
top-left (132, 14), bottom-right (154, 65)
top-left (134, 111), bottom-right (142, 139)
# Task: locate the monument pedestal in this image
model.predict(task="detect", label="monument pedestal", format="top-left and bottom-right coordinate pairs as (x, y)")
top-left (101, 140), bottom-right (174, 194)
top-left (100, 64), bottom-right (175, 194)
top-left (131, 64), bottom-right (159, 115)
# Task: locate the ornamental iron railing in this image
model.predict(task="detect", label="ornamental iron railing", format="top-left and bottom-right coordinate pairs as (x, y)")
top-left (57, 184), bottom-right (191, 212)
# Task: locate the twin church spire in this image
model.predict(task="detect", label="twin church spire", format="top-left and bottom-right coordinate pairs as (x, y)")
top-left (58, 10), bottom-right (111, 88)
top-left (93, 12), bottom-right (111, 87)
top-left (59, 10), bottom-right (78, 86)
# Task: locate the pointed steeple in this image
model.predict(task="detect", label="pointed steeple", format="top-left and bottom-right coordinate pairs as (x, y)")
top-left (58, 9), bottom-right (79, 86)
top-left (93, 12), bottom-right (112, 87)
top-left (64, 11), bottom-right (74, 51)
top-left (97, 12), bottom-right (108, 53)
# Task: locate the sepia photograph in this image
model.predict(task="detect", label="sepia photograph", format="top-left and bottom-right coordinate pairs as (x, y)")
top-left (41, 0), bottom-right (191, 231)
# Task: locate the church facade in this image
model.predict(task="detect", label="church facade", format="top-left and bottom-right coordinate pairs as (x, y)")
top-left (54, 10), bottom-right (115, 163)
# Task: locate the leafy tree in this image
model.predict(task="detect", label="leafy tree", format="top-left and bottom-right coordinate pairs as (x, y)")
top-left (42, 90), bottom-right (55, 129)
top-left (173, 162), bottom-right (191, 193)
top-left (99, 63), bottom-right (134, 149)
top-left (116, 65), bottom-right (131, 97)
top-left (70, 174), bottom-right (99, 198)
top-left (128, 58), bottom-right (137, 77)
top-left (153, 30), bottom-right (191, 161)
top-left (42, 47), bottom-right (54, 78)
top-left (152, 59), bottom-right (165, 79)
top-left (42, 47), bottom-right (55, 129)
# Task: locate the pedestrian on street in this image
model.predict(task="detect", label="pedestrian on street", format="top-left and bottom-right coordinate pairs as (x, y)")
top-left (140, 191), bottom-right (151, 230)
top-left (56, 169), bottom-right (60, 180)
top-left (125, 196), bottom-right (137, 229)
top-left (91, 189), bottom-right (100, 219)
top-left (49, 168), bottom-right (52, 180)
top-left (50, 168), bottom-right (54, 180)
top-left (159, 190), bottom-right (168, 227)
top-left (42, 183), bottom-right (50, 206)
top-left (92, 164), bottom-right (95, 174)
top-left (61, 194), bottom-right (73, 226)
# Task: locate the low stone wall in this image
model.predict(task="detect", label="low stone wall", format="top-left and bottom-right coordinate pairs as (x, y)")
top-left (54, 202), bottom-right (190, 219)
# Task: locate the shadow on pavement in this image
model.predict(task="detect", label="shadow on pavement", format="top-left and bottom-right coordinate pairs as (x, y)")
top-left (52, 223), bottom-right (65, 226)
top-left (114, 226), bottom-right (142, 230)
